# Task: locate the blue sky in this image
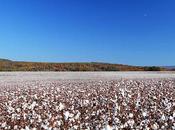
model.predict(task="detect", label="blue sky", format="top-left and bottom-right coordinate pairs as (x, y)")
top-left (0, 0), bottom-right (175, 66)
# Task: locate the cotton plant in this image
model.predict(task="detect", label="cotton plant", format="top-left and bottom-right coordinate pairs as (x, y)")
top-left (0, 79), bottom-right (175, 129)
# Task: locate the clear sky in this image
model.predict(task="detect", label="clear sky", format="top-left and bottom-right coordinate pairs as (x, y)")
top-left (0, 0), bottom-right (175, 66)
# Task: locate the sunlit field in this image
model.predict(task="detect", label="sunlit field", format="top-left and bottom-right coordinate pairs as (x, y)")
top-left (0, 72), bottom-right (175, 130)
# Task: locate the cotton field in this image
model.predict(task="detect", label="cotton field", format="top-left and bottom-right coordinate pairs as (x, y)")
top-left (0, 72), bottom-right (175, 130)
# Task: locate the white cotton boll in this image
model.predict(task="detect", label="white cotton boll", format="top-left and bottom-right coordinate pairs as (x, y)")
top-left (145, 126), bottom-right (150, 130)
top-left (128, 94), bottom-right (131, 98)
top-left (151, 123), bottom-right (159, 130)
top-left (59, 102), bottom-right (65, 111)
top-left (11, 113), bottom-right (16, 120)
top-left (129, 113), bottom-right (134, 118)
top-left (42, 101), bottom-right (47, 106)
top-left (30, 119), bottom-right (34, 124)
top-left (73, 125), bottom-right (79, 129)
top-left (124, 122), bottom-right (129, 128)
top-left (14, 125), bottom-right (18, 129)
top-left (85, 116), bottom-right (89, 120)
top-left (29, 101), bottom-right (37, 110)
top-left (41, 124), bottom-right (49, 130)
top-left (7, 106), bottom-right (15, 113)
top-left (111, 95), bottom-right (118, 103)
top-left (115, 103), bottom-right (120, 111)
top-left (172, 102), bottom-right (175, 106)
top-left (16, 114), bottom-right (21, 120)
top-left (75, 111), bottom-right (81, 120)
top-left (103, 125), bottom-right (113, 130)
top-left (115, 94), bottom-right (118, 99)
top-left (64, 111), bottom-right (70, 120)
top-left (142, 112), bottom-right (147, 117)
top-left (25, 126), bottom-right (30, 130)
top-left (33, 94), bottom-right (38, 99)
top-left (136, 99), bottom-right (141, 108)
top-left (114, 127), bottom-right (119, 130)
top-left (153, 96), bottom-right (157, 100)
top-left (120, 125), bottom-right (124, 129)
top-left (122, 102), bottom-right (127, 106)
top-left (161, 125), bottom-right (165, 129)
top-left (84, 100), bottom-right (89, 105)
top-left (161, 114), bottom-right (166, 121)
top-left (169, 116), bottom-right (173, 120)
top-left (56, 88), bottom-right (60, 92)
top-left (69, 113), bottom-right (74, 118)
top-left (69, 117), bottom-right (75, 122)
top-left (57, 121), bottom-right (62, 126)
top-left (173, 111), bottom-right (175, 118)
top-left (115, 117), bottom-right (120, 123)
top-left (69, 125), bottom-right (77, 129)
top-left (172, 123), bottom-right (175, 129)
top-left (1, 122), bottom-right (6, 128)
top-left (48, 127), bottom-right (52, 130)
top-left (127, 119), bottom-right (135, 127)
top-left (166, 102), bottom-right (172, 112)
top-left (22, 103), bottom-right (28, 110)
top-left (16, 108), bottom-right (21, 113)
top-left (37, 116), bottom-right (42, 123)
top-left (48, 113), bottom-right (52, 119)
top-left (120, 89), bottom-right (125, 97)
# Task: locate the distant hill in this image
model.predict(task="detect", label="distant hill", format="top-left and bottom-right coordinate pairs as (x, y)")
top-left (0, 59), bottom-right (166, 71)
top-left (163, 66), bottom-right (175, 71)
top-left (0, 58), bottom-right (12, 62)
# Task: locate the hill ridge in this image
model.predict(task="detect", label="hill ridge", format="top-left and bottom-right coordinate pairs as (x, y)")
top-left (0, 58), bottom-right (166, 71)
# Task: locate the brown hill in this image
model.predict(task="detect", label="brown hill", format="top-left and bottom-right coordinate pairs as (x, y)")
top-left (0, 59), bottom-right (164, 71)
